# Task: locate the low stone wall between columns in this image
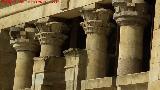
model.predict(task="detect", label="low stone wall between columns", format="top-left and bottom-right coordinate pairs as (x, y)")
top-left (117, 72), bottom-right (149, 90)
top-left (81, 72), bottom-right (149, 90)
top-left (81, 77), bottom-right (116, 90)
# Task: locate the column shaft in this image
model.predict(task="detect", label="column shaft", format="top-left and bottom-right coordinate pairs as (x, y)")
top-left (86, 33), bottom-right (108, 79)
top-left (33, 20), bottom-right (67, 89)
top-left (14, 51), bottom-right (35, 89)
top-left (112, 0), bottom-right (149, 75)
top-left (40, 44), bottom-right (61, 56)
top-left (81, 8), bottom-right (113, 79)
top-left (118, 25), bottom-right (144, 75)
top-left (10, 26), bottom-right (38, 90)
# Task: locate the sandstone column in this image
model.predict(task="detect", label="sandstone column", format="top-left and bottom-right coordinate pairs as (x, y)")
top-left (33, 18), bottom-right (67, 89)
top-left (81, 8), bottom-right (113, 79)
top-left (112, 0), bottom-right (149, 75)
top-left (10, 25), bottom-right (38, 90)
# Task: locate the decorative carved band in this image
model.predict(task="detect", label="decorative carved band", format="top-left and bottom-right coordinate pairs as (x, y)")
top-left (36, 32), bottom-right (67, 45)
top-left (81, 8), bottom-right (113, 35)
top-left (9, 27), bottom-right (39, 52)
top-left (35, 21), bottom-right (68, 45)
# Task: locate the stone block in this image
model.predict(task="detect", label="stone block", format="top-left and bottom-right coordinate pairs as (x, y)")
top-left (120, 83), bottom-right (148, 90)
top-left (33, 57), bottom-right (45, 73)
top-left (45, 57), bottom-right (66, 72)
top-left (98, 77), bottom-right (113, 88)
top-left (66, 81), bottom-right (74, 90)
top-left (85, 79), bottom-right (96, 89)
top-left (65, 67), bottom-right (75, 81)
top-left (81, 77), bottom-right (114, 90)
top-left (117, 72), bottom-right (149, 86)
top-left (60, 0), bottom-right (70, 10)
top-left (117, 75), bottom-right (132, 86)
top-left (132, 72), bottom-right (149, 84)
top-left (148, 80), bottom-right (160, 90)
top-left (149, 63), bottom-right (159, 81)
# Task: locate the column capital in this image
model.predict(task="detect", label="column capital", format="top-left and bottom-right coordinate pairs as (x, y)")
top-left (35, 18), bottom-right (68, 33)
top-left (81, 8), bottom-right (113, 35)
top-left (9, 26), bottom-right (39, 52)
top-left (35, 20), bottom-right (68, 45)
top-left (112, 0), bottom-right (150, 26)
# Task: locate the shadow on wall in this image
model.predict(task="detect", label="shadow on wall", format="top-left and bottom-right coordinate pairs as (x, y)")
top-left (0, 30), bottom-right (16, 90)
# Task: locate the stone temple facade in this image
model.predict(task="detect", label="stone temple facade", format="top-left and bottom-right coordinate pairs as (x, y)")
top-left (0, 0), bottom-right (160, 90)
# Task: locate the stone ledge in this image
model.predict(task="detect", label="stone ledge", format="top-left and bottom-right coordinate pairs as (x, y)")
top-left (81, 77), bottom-right (115, 90)
top-left (116, 72), bottom-right (149, 86)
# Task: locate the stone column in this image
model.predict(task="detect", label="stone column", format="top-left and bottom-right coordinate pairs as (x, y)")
top-left (33, 18), bottom-right (67, 89)
top-left (81, 8), bottom-right (113, 79)
top-left (112, 0), bottom-right (149, 75)
top-left (10, 26), bottom-right (38, 90)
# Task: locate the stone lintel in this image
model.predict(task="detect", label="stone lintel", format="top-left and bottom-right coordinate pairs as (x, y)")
top-left (113, 0), bottom-right (149, 26)
top-left (81, 8), bottom-right (113, 34)
top-left (0, 0), bottom-right (113, 30)
top-left (116, 72), bottom-right (149, 86)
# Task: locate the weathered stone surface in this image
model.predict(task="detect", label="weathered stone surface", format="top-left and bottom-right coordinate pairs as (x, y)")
top-left (81, 77), bottom-right (116, 90)
top-left (64, 48), bottom-right (87, 90)
top-left (113, 0), bottom-right (150, 75)
top-left (149, 1), bottom-right (160, 90)
top-left (117, 25), bottom-right (144, 75)
top-left (119, 83), bottom-right (148, 90)
top-left (9, 25), bottom-right (39, 90)
top-left (32, 19), bottom-right (67, 89)
top-left (0, 0), bottom-right (158, 90)
top-left (116, 72), bottom-right (149, 86)
top-left (81, 8), bottom-right (113, 79)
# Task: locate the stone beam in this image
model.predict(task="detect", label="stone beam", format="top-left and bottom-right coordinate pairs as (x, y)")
top-left (0, 0), bottom-right (111, 30)
top-left (0, 1), bottom-right (44, 18)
